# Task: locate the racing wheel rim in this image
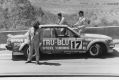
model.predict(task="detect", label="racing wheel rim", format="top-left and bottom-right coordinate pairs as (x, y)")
top-left (89, 44), bottom-right (100, 56)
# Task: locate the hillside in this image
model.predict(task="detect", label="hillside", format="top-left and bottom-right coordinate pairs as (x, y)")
top-left (29, 0), bottom-right (119, 27)
top-left (0, 0), bottom-right (119, 30)
top-left (0, 0), bottom-right (44, 30)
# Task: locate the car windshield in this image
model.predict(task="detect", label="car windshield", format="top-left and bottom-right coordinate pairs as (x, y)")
top-left (52, 27), bottom-right (79, 38)
top-left (42, 26), bottom-right (79, 38)
top-left (67, 27), bottom-right (80, 36)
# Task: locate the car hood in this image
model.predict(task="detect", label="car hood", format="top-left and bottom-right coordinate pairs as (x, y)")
top-left (81, 33), bottom-right (112, 40)
top-left (7, 34), bottom-right (27, 43)
top-left (7, 34), bottom-right (26, 39)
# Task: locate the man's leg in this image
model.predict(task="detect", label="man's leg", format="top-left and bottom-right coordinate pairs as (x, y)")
top-left (78, 25), bottom-right (86, 34)
top-left (26, 43), bottom-right (34, 62)
top-left (34, 43), bottom-right (40, 64)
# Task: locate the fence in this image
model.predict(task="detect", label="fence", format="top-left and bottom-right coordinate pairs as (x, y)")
top-left (0, 26), bottom-right (119, 44)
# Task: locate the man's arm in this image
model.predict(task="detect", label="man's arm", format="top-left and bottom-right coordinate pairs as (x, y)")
top-left (59, 17), bottom-right (65, 25)
top-left (74, 19), bottom-right (80, 26)
top-left (74, 17), bottom-right (86, 26)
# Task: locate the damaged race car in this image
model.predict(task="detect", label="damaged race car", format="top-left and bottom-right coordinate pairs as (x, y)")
top-left (6, 24), bottom-right (115, 60)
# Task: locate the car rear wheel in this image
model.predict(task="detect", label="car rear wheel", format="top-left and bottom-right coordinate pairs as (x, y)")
top-left (89, 44), bottom-right (103, 57)
top-left (12, 51), bottom-right (15, 60)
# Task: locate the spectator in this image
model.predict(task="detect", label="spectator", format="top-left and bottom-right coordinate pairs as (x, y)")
top-left (57, 13), bottom-right (68, 25)
top-left (73, 11), bottom-right (90, 34)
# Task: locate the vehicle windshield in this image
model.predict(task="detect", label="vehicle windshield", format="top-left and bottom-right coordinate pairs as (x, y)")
top-left (53, 27), bottom-right (79, 38)
top-left (42, 26), bottom-right (79, 38)
top-left (67, 27), bottom-right (80, 36)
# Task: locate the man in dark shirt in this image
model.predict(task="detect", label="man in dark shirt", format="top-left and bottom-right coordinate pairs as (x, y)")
top-left (26, 21), bottom-right (42, 64)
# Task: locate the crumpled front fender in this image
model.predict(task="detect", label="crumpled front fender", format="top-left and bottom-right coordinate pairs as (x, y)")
top-left (87, 40), bottom-right (107, 50)
top-left (19, 43), bottom-right (29, 51)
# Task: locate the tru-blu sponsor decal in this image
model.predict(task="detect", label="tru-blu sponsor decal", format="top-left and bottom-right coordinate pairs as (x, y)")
top-left (42, 38), bottom-right (83, 50)
top-left (10, 39), bottom-right (25, 43)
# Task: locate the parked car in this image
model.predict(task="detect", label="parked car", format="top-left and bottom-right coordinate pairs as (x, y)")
top-left (6, 24), bottom-right (115, 60)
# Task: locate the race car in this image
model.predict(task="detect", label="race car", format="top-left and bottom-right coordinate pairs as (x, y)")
top-left (6, 24), bottom-right (115, 60)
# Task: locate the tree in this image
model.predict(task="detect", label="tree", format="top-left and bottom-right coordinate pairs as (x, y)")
top-left (0, 0), bottom-right (44, 30)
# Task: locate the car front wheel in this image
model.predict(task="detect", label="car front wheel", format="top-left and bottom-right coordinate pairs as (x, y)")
top-left (89, 44), bottom-right (103, 57)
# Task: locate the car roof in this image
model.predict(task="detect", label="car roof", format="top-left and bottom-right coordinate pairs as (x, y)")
top-left (39, 24), bottom-right (80, 36)
top-left (39, 24), bottom-right (68, 28)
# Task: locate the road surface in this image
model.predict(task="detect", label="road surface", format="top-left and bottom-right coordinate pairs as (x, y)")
top-left (0, 45), bottom-right (119, 76)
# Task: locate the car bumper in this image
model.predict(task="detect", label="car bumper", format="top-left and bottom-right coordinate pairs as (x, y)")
top-left (107, 44), bottom-right (115, 53)
top-left (6, 44), bottom-right (20, 51)
top-left (6, 45), bottom-right (13, 51)
top-left (107, 48), bottom-right (114, 53)
top-left (6, 44), bottom-right (24, 55)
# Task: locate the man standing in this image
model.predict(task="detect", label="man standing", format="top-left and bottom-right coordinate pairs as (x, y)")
top-left (73, 11), bottom-right (89, 34)
top-left (26, 21), bottom-right (42, 64)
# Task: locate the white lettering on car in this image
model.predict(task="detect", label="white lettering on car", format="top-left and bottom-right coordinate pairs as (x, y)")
top-left (43, 39), bottom-right (55, 46)
top-left (42, 38), bottom-right (83, 50)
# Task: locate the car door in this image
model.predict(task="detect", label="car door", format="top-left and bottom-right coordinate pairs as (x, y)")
top-left (54, 27), bottom-right (84, 53)
top-left (40, 27), bottom-right (55, 54)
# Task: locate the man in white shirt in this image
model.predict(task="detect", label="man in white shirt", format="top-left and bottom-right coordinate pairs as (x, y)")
top-left (57, 13), bottom-right (68, 25)
top-left (73, 11), bottom-right (89, 34)
top-left (57, 13), bottom-right (69, 34)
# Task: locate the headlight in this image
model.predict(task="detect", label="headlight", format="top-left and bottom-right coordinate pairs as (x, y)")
top-left (106, 39), bottom-right (113, 43)
top-left (7, 39), bottom-right (11, 45)
top-left (107, 39), bottom-right (115, 48)
top-left (14, 42), bottom-right (21, 46)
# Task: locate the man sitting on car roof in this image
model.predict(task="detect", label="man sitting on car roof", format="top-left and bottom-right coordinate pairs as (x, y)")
top-left (73, 11), bottom-right (90, 34)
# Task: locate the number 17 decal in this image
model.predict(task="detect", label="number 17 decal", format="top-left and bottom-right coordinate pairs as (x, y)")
top-left (71, 40), bottom-right (82, 50)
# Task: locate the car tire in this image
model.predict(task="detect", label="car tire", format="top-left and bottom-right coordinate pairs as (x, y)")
top-left (89, 43), bottom-right (103, 57)
top-left (12, 51), bottom-right (15, 60)
top-left (22, 45), bottom-right (29, 59)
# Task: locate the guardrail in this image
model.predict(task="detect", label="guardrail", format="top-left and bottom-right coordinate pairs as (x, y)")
top-left (0, 30), bottom-right (27, 33)
top-left (0, 26), bottom-right (118, 32)
top-left (85, 26), bottom-right (119, 39)
top-left (86, 26), bottom-right (119, 28)
top-left (0, 26), bottom-right (119, 44)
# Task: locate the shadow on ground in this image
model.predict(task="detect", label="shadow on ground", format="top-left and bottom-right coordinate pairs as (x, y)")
top-left (27, 61), bottom-right (61, 66)
top-left (100, 49), bottom-right (119, 59)
top-left (12, 49), bottom-right (119, 61)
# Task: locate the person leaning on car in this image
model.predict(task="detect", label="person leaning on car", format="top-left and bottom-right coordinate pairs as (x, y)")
top-left (57, 13), bottom-right (69, 35)
top-left (73, 11), bottom-right (90, 34)
top-left (25, 21), bottom-right (42, 64)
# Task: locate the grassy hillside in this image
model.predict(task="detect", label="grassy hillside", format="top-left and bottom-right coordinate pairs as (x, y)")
top-left (29, 0), bottom-right (119, 27)
top-left (0, 0), bottom-right (44, 30)
top-left (0, 0), bottom-right (119, 30)
top-left (29, 0), bottom-right (119, 14)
